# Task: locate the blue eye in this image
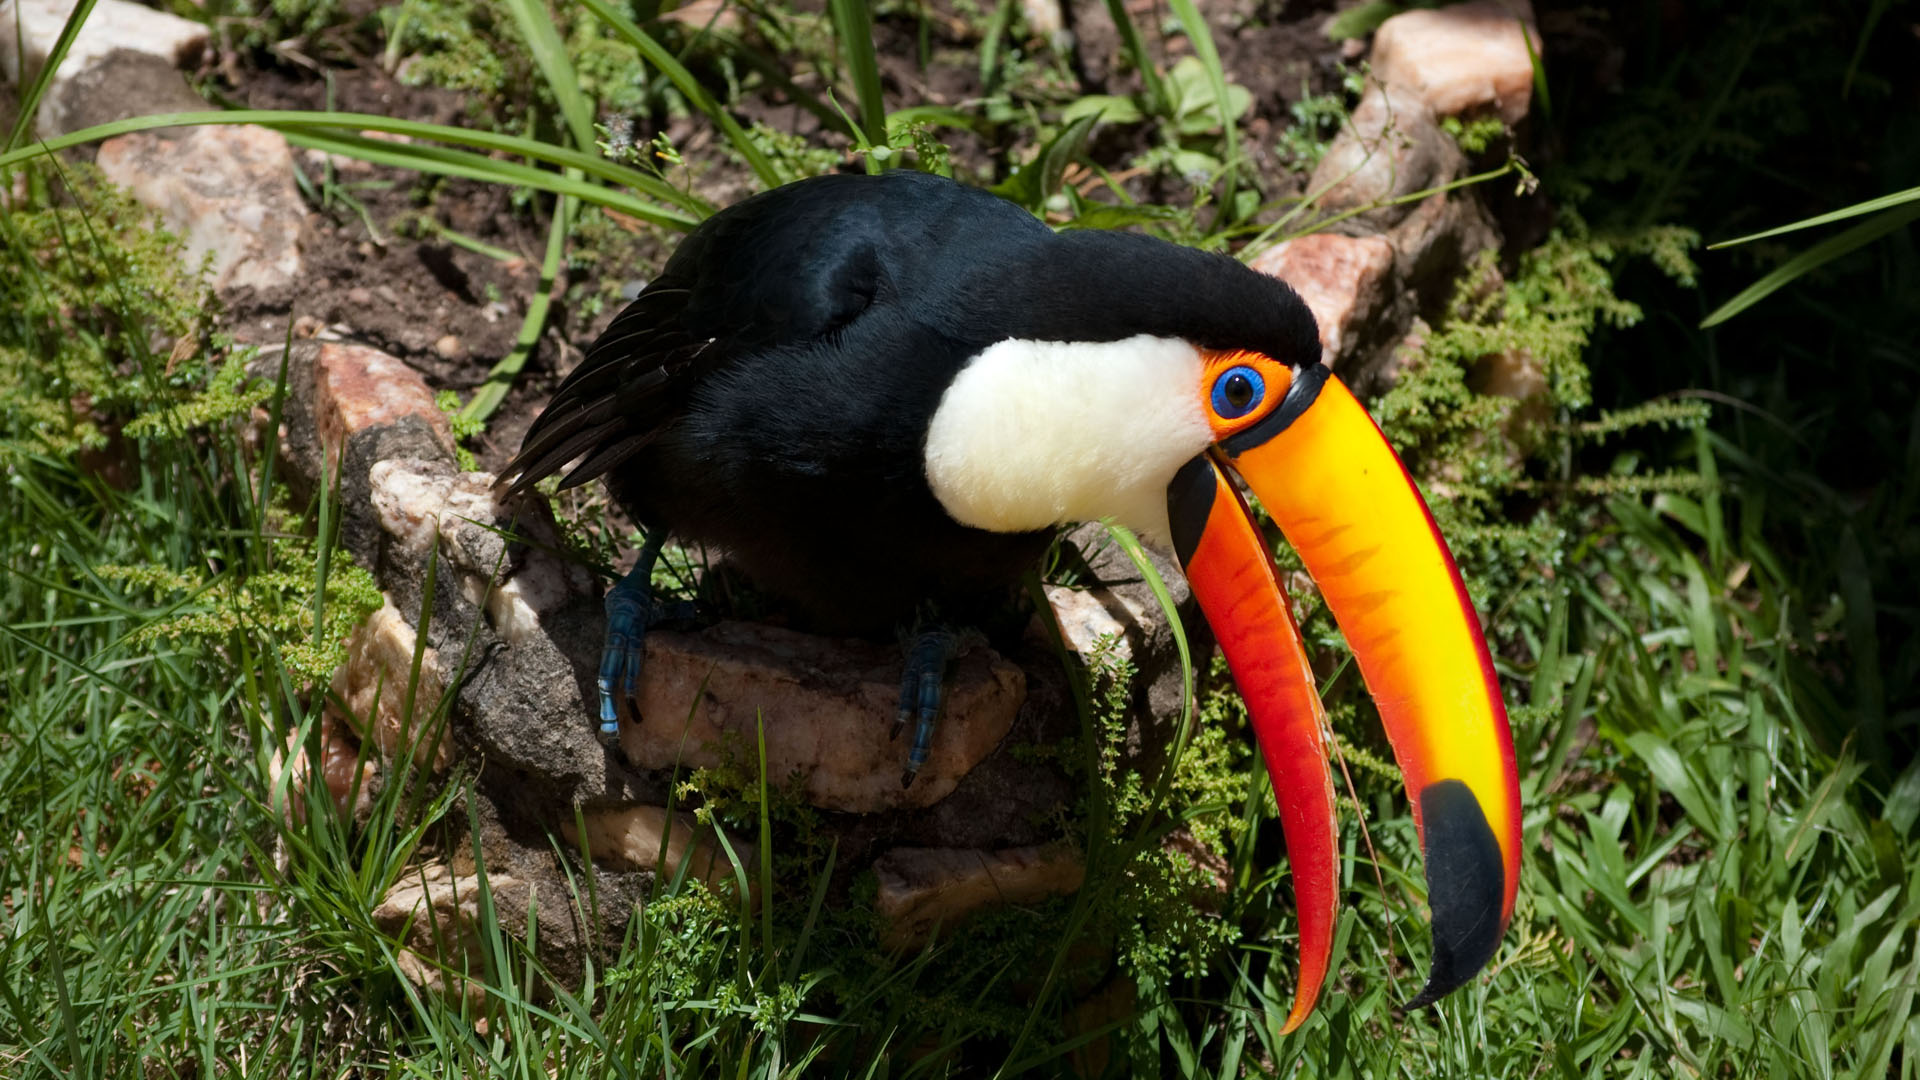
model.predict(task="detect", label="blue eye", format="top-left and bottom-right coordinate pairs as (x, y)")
top-left (1210, 365), bottom-right (1265, 419)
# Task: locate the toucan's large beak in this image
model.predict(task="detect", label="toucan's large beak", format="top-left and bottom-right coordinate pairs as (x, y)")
top-left (1167, 364), bottom-right (1522, 1031)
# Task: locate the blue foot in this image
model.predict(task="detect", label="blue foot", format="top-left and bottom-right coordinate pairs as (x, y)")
top-left (894, 630), bottom-right (957, 787)
top-left (595, 531), bottom-right (691, 739)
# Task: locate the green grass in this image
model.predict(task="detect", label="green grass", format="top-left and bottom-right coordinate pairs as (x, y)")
top-left (4, 0), bottom-right (1918, 1075)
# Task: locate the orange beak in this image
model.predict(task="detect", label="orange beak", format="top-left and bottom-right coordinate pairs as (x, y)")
top-left (1166, 361), bottom-right (1522, 1032)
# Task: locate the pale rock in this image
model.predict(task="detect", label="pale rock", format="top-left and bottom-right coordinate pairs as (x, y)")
top-left (619, 621), bottom-right (1026, 813)
top-left (366, 458), bottom-right (599, 645)
top-left (373, 862), bottom-right (524, 1009)
top-left (874, 843), bottom-right (1085, 950)
top-left (1249, 233), bottom-right (1397, 369)
top-left (266, 712), bottom-right (377, 825)
top-left (1044, 585), bottom-right (1134, 663)
top-left (0, 0), bottom-right (207, 136)
top-left (658, 0), bottom-right (741, 33)
top-left (1383, 181), bottom-right (1502, 311)
top-left (1305, 80), bottom-right (1453, 231)
top-left (0, 0), bottom-right (207, 80)
top-left (1019, 0), bottom-right (1069, 49)
top-left (330, 599), bottom-right (455, 774)
top-left (95, 125), bottom-right (307, 293)
top-left (1370, 0), bottom-right (1542, 125)
top-left (561, 804), bottom-right (755, 901)
top-left (366, 462), bottom-right (500, 559)
top-left (309, 342), bottom-right (454, 467)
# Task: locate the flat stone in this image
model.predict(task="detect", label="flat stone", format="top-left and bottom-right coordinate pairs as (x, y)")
top-left (619, 621), bottom-right (1026, 814)
top-left (874, 843), bottom-right (1085, 950)
top-left (1370, 0), bottom-right (1543, 125)
top-left (1249, 233), bottom-right (1397, 369)
top-left (1044, 585), bottom-right (1135, 663)
top-left (373, 862), bottom-right (523, 1009)
top-left (561, 804), bottom-right (755, 901)
top-left (0, 0), bottom-right (207, 136)
top-left (96, 125), bottom-right (307, 293)
top-left (329, 598), bottom-right (454, 774)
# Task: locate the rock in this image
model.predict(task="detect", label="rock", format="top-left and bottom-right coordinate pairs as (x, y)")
top-left (1370, 0), bottom-right (1543, 125)
top-left (372, 862), bottom-right (519, 1009)
top-left (1304, 81), bottom-right (1456, 232)
top-left (1249, 232), bottom-right (1400, 373)
top-left (1044, 585), bottom-right (1135, 663)
top-left (874, 843), bottom-right (1085, 950)
top-left (657, 0), bottom-right (741, 33)
top-left (619, 621), bottom-right (1027, 814)
top-left (1470, 347), bottom-right (1551, 453)
top-left (329, 598), bottom-right (455, 774)
top-left (1043, 522), bottom-right (1203, 776)
top-left (1019, 0), bottom-right (1069, 50)
top-left (37, 50), bottom-right (210, 138)
top-left (0, 0), bottom-right (207, 137)
top-left (1065, 975), bottom-right (1138, 1077)
top-left (267, 712), bottom-right (377, 825)
top-left (561, 804), bottom-right (755, 901)
top-left (1384, 181), bottom-right (1503, 316)
top-left (309, 343), bottom-right (455, 479)
top-left (96, 125), bottom-right (308, 294)
top-left (1292, 76), bottom-right (1504, 392)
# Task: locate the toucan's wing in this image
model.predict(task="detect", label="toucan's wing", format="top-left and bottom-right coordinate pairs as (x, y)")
top-left (495, 280), bottom-right (716, 497)
top-left (496, 178), bottom-right (910, 498)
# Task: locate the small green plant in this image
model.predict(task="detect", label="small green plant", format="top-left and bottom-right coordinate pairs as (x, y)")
top-left (1276, 69), bottom-right (1367, 173)
top-left (0, 163), bottom-right (214, 459)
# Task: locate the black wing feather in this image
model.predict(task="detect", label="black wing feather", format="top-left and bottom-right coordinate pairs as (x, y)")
top-left (495, 285), bottom-right (712, 498)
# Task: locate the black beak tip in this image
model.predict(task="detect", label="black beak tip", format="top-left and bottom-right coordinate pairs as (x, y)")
top-left (1404, 778), bottom-right (1507, 1010)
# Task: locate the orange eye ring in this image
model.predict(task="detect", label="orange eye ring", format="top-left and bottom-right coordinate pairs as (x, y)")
top-left (1200, 349), bottom-right (1294, 442)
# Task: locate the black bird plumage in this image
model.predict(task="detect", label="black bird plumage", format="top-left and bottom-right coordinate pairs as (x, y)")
top-left (499, 170), bottom-right (1320, 632)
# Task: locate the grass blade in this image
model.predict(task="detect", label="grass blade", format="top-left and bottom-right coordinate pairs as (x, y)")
top-left (498, 0), bottom-right (597, 150)
top-left (1701, 201), bottom-right (1920, 327)
top-left (0, 108), bottom-right (709, 222)
top-left (1709, 183), bottom-right (1920, 249)
top-left (829, 0), bottom-right (889, 167)
top-left (1166, 0), bottom-right (1240, 213)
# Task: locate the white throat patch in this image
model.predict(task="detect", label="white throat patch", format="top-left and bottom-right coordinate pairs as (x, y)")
top-left (923, 335), bottom-right (1212, 544)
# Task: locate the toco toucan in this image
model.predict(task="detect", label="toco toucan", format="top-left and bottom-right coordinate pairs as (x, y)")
top-left (499, 170), bottom-right (1521, 1029)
